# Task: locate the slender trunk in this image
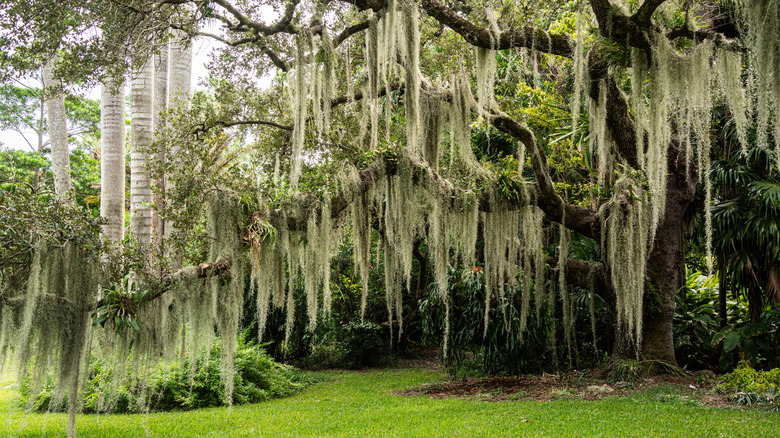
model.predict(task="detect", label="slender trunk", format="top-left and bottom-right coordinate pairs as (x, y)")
top-left (165, 31), bottom-right (192, 266)
top-left (42, 56), bottom-right (71, 198)
top-left (32, 93), bottom-right (45, 189)
top-left (153, 43), bottom-right (169, 268)
top-left (99, 79), bottom-right (127, 244)
top-left (130, 57), bottom-right (155, 252)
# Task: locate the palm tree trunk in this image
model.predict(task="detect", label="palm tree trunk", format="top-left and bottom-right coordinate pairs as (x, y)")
top-left (130, 57), bottom-right (155, 252)
top-left (99, 78), bottom-right (126, 244)
top-left (164, 30), bottom-right (192, 266)
top-left (42, 55), bottom-right (71, 198)
top-left (153, 43), bottom-right (169, 267)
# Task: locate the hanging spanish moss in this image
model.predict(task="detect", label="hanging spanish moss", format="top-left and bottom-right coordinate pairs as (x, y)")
top-left (285, 230), bottom-right (300, 348)
top-left (476, 47), bottom-right (497, 115)
top-left (421, 89), bottom-right (446, 169)
top-left (402, 1), bottom-right (422, 155)
top-left (366, 15), bottom-right (381, 151)
top-left (557, 223), bottom-right (572, 363)
top-left (570, 2), bottom-right (588, 133)
top-left (518, 205), bottom-right (545, 341)
top-left (205, 192), bottom-right (244, 405)
top-left (589, 79), bottom-right (612, 185)
top-left (638, 37), bottom-right (715, 240)
top-left (738, 1), bottom-right (780, 160)
top-left (631, 47), bottom-right (648, 168)
top-left (450, 72), bottom-right (483, 170)
top-left (716, 48), bottom-right (750, 153)
top-left (480, 201), bottom-right (521, 338)
top-left (600, 177), bottom-right (650, 349)
top-left (350, 179), bottom-right (372, 320)
top-left (587, 264), bottom-right (597, 347)
top-left (290, 32), bottom-right (313, 188)
top-left (380, 0), bottom-right (399, 142)
top-left (3, 241), bottom-right (97, 436)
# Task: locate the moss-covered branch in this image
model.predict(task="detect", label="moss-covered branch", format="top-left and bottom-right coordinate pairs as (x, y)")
top-left (420, 0), bottom-right (575, 57)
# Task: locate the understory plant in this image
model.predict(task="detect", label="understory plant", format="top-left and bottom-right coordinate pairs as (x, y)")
top-left (674, 270), bottom-right (780, 371)
top-left (20, 334), bottom-right (311, 413)
top-left (303, 320), bottom-right (392, 369)
top-left (717, 362), bottom-right (780, 411)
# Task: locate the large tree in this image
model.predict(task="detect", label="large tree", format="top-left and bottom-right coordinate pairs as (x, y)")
top-left (139, 0), bottom-right (769, 365)
top-left (2, 2), bottom-right (780, 435)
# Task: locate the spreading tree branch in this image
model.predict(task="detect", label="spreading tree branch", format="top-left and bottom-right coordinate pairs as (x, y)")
top-left (421, 0), bottom-right (575, 57)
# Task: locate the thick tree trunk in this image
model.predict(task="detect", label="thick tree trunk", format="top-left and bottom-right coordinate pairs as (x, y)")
top-left (130, 57), bottom-right (155, 251)
top-left (99, 78), bottom-right (126, 244)
top-left (641, 151), bottom-right (697, 365)
top-left (42, 56), bottom-right (71, 198)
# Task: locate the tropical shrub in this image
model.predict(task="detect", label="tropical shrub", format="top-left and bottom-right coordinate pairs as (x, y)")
top-left (302, 320), bottom-right (391, 369)
top-left (20, 335), bottom-right (311, 413)
top-left (717, 362), bottom-right (780, 410)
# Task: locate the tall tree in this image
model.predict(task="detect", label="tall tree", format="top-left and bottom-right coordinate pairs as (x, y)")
top-left (162, 27), bottom-right (192, 262)
top-left (42, 55), bottom-right (71, 198)
top-left (153, 40), bottom-right (169, 260)
top-left (99, 78), bottom-right (126, 244)
top-left (129, 58), bottom-right (155, 252)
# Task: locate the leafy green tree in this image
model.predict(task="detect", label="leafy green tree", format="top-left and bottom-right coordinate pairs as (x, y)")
top-left (711, 148), bottom-right (780, 322)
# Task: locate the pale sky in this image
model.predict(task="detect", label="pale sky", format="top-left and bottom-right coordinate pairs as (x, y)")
top-left (0, 34), bottom-right (266, 151)
top-left (2, 6), bottom-right (279, 153)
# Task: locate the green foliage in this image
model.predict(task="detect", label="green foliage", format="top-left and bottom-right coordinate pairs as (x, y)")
top-left (674, 270), bottom-right (779, 371)
top-left (718, 362), bottom-right (780, 395)
top-left (711, 147), bottom-right (780, 322)
top-left (607, 358), bottom-right (643, 383)
top-left (421, 267), bottom-right (608, 377)
top-left (711, 305), bottom-right (780, 370)
top-left (491, 156), bottom-right (528, 204)
top-left (718, 362), bottom-right (780, 410)
top-left (20, 335), bottom-right (311, 413)
top-left (674, 271), bottom-right (720, 370)
top-left (304, 321), bottom-right (391, 370)
top-left (92, 273), bottom-right (148, 333)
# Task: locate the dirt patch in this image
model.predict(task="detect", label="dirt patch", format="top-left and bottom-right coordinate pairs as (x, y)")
top-left (394, 349), bottom-right (442, 370)
top-left (401, 372), bottom-right (736, 408)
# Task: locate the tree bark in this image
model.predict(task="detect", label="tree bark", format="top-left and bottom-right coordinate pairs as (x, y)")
top-left (152, 38), bottom-right (169, 264)
top-left (99, 77), bottom-right (127, 244)
top-left (641, 150), bottom-right (698, 365)
top-left (130, 57), bottom-right (155, 251)
top-left (42, 55), bottom-right (71, 198)
top-left (164, 28), bottom-right (193, 265)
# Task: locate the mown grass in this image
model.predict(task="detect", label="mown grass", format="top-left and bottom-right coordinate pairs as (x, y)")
top-left (2, 368), bottom-right (778, 437)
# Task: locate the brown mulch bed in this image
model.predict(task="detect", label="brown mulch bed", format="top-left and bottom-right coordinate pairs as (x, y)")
top-left (401, 372), bottom-right (735, 409)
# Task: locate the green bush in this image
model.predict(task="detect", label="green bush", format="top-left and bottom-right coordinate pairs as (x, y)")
top-left (718, 362), bottom-right (780, 395)
top-left (302, 321), bottom-right (392, 370)
top-left (20, 335), bottom-right (312, 413)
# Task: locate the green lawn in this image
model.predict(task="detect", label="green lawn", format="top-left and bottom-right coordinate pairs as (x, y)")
top-left (2, 368), bottom-right (778, 437)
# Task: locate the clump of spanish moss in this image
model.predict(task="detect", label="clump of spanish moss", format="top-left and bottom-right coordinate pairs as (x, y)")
top-left (737, 1), bottom-right (780, 161)
top-left (600, 177), bottom-right (650, 350)
top-left (2, 241), bottom-right (98, 437)
top-left (205, 192), bottom-right (245, 405)
top-left (402, 1), bottom-right (422, 155)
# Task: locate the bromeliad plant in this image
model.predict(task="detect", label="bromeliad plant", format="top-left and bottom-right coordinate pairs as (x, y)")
top-left (93, 273), bottom-right (148, 333)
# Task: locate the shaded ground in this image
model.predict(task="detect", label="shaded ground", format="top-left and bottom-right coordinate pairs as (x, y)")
top-left (401, 371), bottom-right (735, 408)
top-left (392, 350), bottom-right (735, 409)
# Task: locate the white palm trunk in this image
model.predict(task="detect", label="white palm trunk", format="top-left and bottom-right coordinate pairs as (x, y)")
top-left (99, 78), bottom-right (126, 244)
top-left (165, 30), bottom-right (192, 261)
top-left (130, 57), bottom-right (155, 251)
top-left (42, 56), bottom-right (71, 198)
top-left (153, 45), bottom-right (169, 257)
